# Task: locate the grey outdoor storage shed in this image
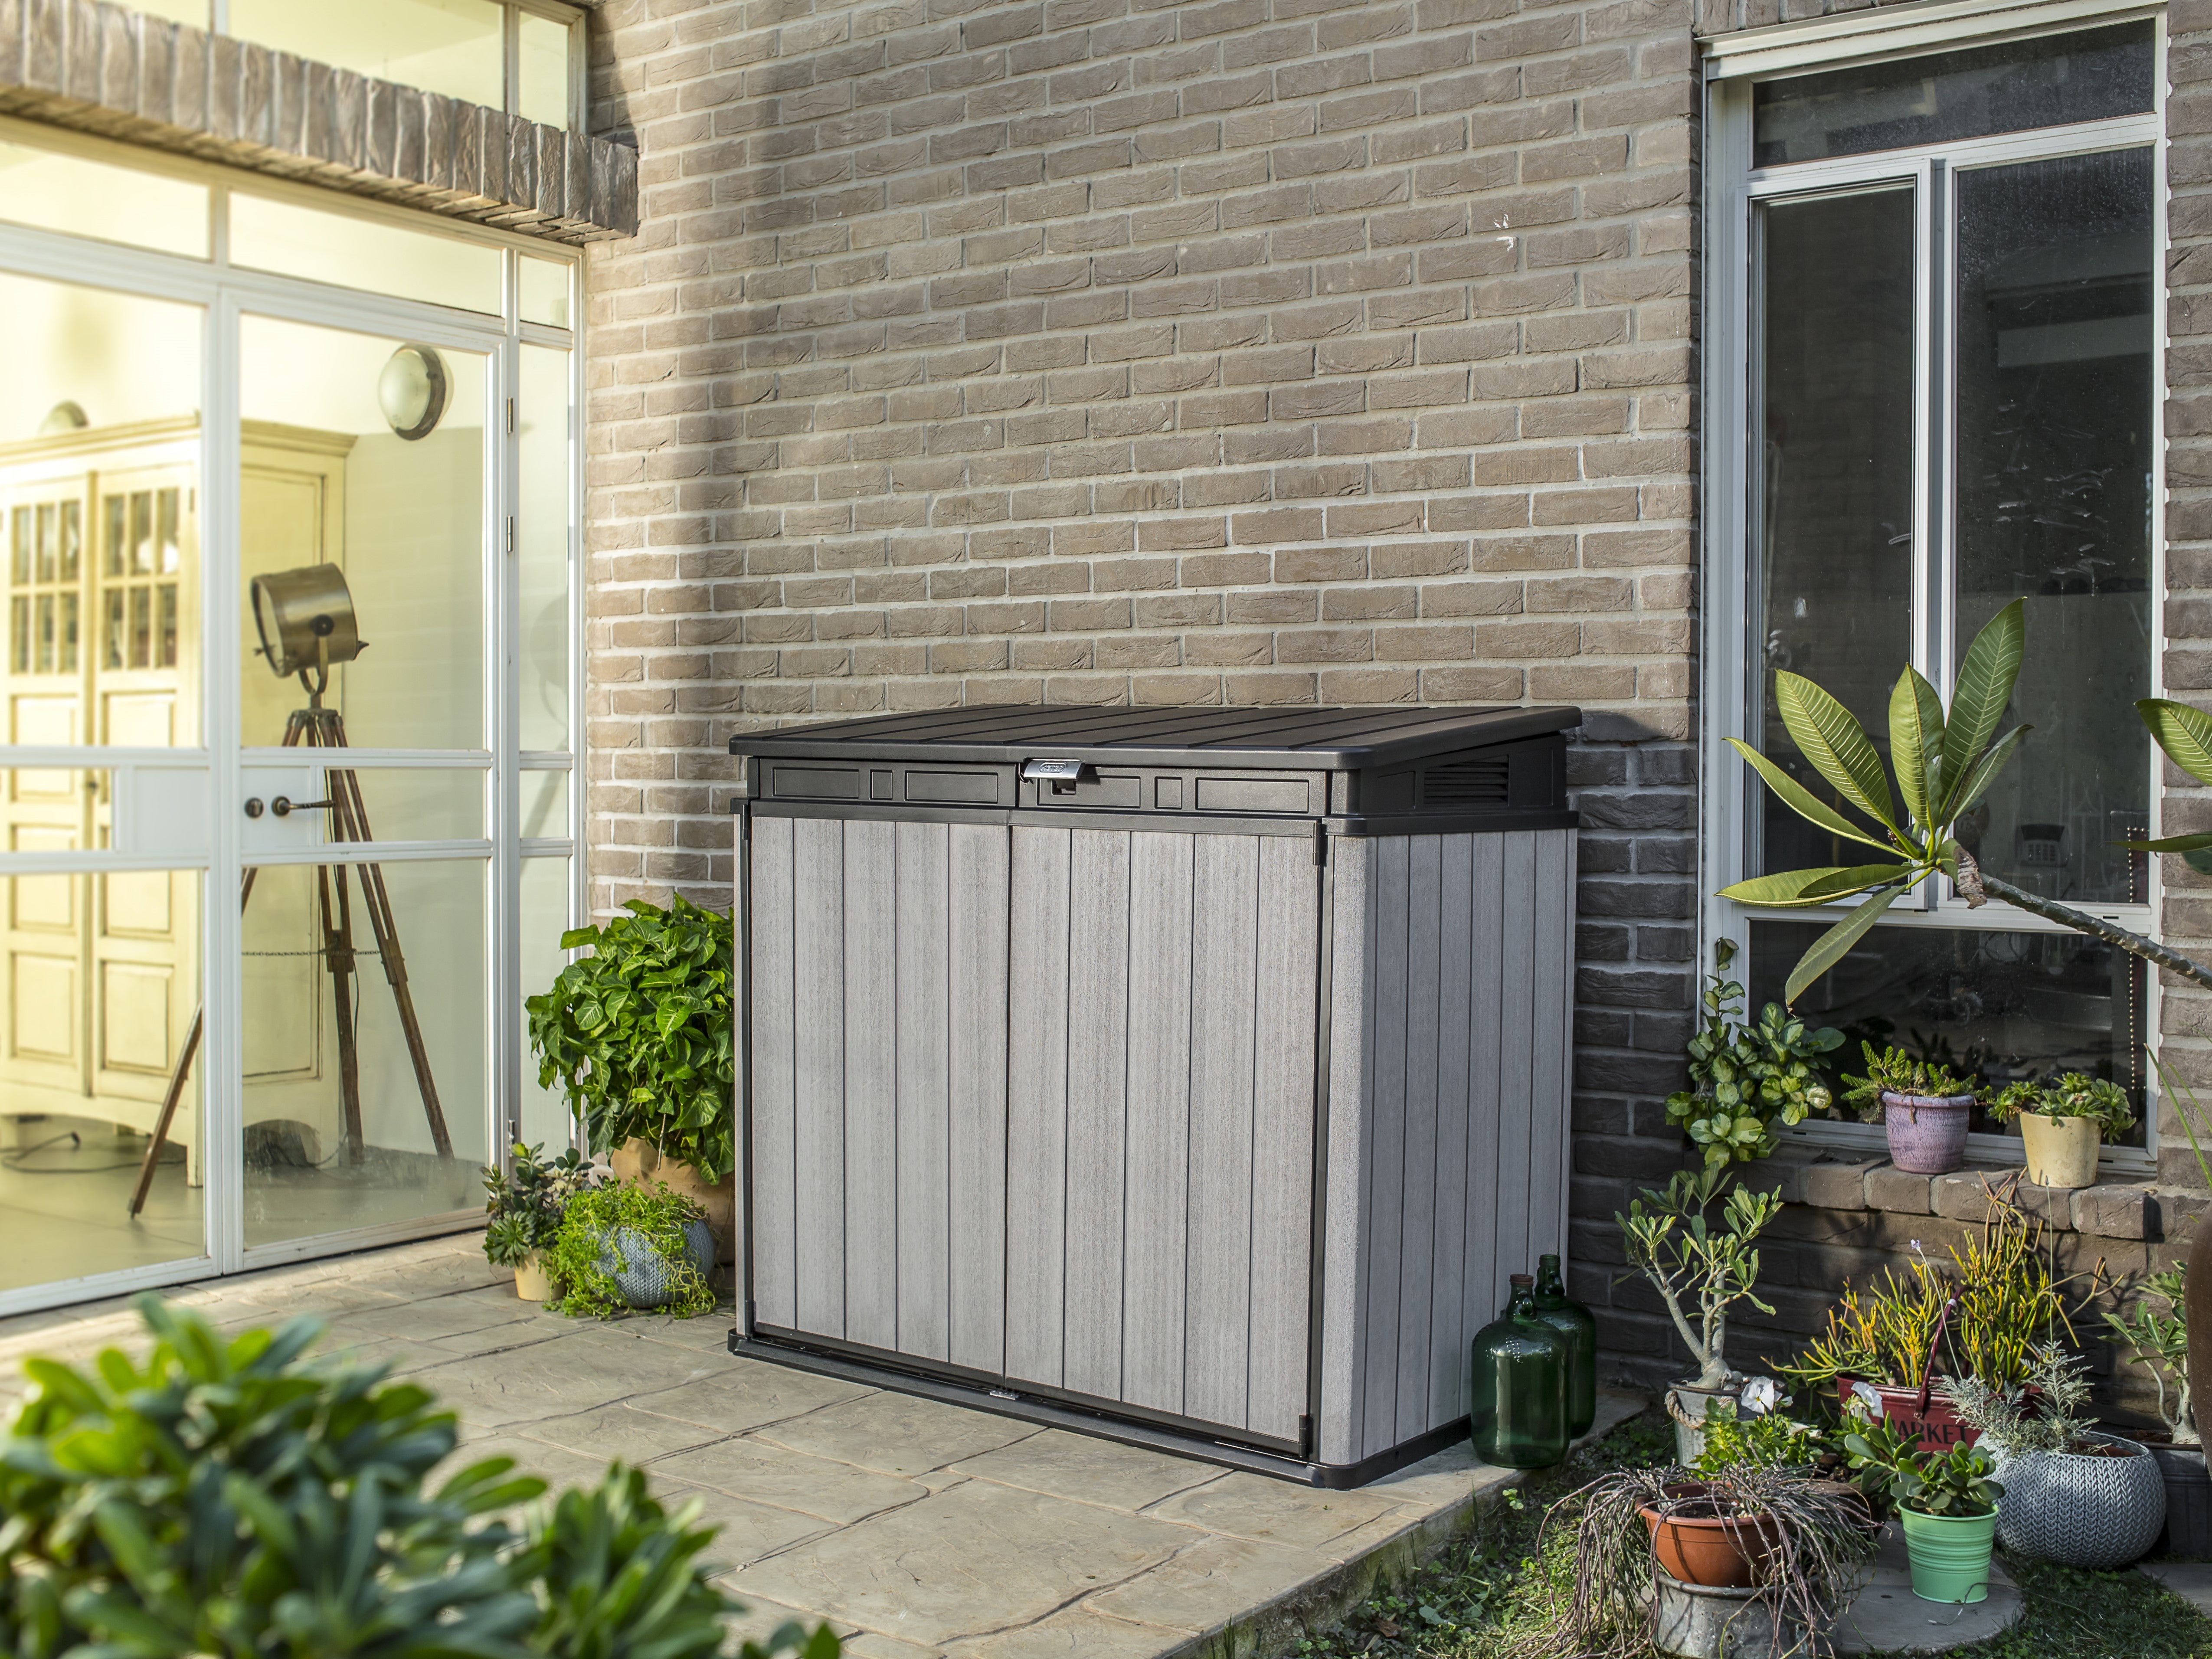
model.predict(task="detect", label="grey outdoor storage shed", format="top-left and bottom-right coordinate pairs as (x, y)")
top-left (727, 705), bottom-right (1580, 1486)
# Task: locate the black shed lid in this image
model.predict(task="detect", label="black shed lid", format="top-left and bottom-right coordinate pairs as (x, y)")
top-left (728, 704), bottom-right (1580, 769)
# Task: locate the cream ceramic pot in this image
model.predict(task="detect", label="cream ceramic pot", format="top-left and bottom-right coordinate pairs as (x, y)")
top-left (513, 1250), bottom-right (551, 1302)
top-left (2019, 1111), bottom-right (2101, 1189)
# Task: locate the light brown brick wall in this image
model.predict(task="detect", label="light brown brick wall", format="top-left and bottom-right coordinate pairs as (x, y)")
top-left (580, 0), bottom-right (1702, 911)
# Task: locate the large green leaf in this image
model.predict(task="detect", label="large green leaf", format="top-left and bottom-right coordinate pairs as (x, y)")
top-left (2140, 698), bottom-right (2212, 787)
top-left (1724, 739), bottom-right (1895, 856)
top-left (1938, 599), bottom-right (2024, 818)
top-left (1888, 667), bottom-right (1945, 831)
top-left (2121, 831), bottom-right (2212, 853)
top-left (1774, 671), bottom-right (1898, 831)
top-left (1785, 885), bottom-right (1904, 1006)
top-left (1719, 864), bottom-right (1911, 908)
top-left (1941, 724), bottom-right (2030, 821)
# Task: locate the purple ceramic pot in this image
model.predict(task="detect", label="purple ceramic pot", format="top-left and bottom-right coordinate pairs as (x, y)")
top-left (1883, 1091), bottom-right (1975, 1174)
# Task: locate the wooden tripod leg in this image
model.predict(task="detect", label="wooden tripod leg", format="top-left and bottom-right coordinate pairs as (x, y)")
top-left (317, 863), bottom-right (366, 1165)
top-left (128, 1009), bottom-right (202, 1218)
top-left (128, 866), bottom-right (261, 1219)
top-left (327, 752), bottom-right (453, 1160)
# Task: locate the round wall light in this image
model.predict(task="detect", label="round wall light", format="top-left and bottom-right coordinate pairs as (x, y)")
top-left (377, 343), bottom-right (449, 442)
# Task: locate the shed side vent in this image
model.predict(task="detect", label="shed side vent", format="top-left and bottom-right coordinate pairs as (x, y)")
top-left (1423, 756), bottom-right (1510, 808)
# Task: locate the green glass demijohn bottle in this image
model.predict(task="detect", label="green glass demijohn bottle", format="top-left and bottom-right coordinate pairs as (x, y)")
top-left (1531, 1253), bottom-right (1598, 1438)
top-left (1469, 1273), bottom-right (1569, 1469)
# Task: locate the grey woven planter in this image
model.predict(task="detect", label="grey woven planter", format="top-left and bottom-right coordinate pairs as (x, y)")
top-left (596, 1218), bottom-right (716, 1310)
top-left (1989, 1433), bottom-right (2165, 1568)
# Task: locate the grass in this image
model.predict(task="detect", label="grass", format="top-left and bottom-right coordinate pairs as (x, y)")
top-left (1276, 1410), bottom-right (2212, 1659)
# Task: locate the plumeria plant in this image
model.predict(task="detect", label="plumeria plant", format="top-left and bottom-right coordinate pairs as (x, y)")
top-left (1722, 597), bottom-right (2212, 1004)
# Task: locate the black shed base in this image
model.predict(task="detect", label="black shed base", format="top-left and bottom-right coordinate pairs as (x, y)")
top-left (726, 1327), bottom-right (1470, 1490)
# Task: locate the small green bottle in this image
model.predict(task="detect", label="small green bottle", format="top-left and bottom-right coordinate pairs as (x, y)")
top-left (1469, 1273), bottom-right (1569, 1469)
top-left (1532, 1253), bottom-right (1598, 1439)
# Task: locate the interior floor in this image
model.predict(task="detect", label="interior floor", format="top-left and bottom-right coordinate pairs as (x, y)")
top-left (0, 1114), bottom-right (478, 1296)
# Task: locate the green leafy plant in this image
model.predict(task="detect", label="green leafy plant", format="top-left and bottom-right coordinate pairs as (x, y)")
top-left (527, 897), bottom-right (736, 1183)
top-left (2104, 1265), bottom-right (2193, 1445)
top-left (1983, 1072), bottom-right (2137, 1140)
top-left (1720, 597), bottom-right (2212, 1003)
top-left (1844, 1431), bottom-right (2004, 1517)
top-left (1665, 942), bottom-right (1842, 1167)
top-left (548, 1181), bottom-right (714, 1320)
top-left (1838, 1044), bottom-right (1971, 1123)
top-left (1691, 1397), bottom-right (1830, 1476)
top-left (0, 1295), bottom-right (832, 1659)
top-left (483, 1140), bottom-right (599, 1267)
top-left (1616, 1168), bottom-right (1782, 1388)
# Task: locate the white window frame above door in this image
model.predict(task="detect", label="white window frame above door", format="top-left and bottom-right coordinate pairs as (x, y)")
top-left (1699, 3), bottom-right (2168, 1175)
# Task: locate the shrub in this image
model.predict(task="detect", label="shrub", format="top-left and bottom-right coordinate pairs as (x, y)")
top-left (548, 1182), bottom-right (715, 1320)
top-left (526, 897), bottom-right (736, 1183)
top-left (484, 1140), bottom-right (601, 1267)
top-left (0, 1295), bottom-right (832, 1659)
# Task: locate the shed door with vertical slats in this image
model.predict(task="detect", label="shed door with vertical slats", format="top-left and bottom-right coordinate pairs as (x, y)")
top-left (1005, 825), bottom-right (1320, 1446)
top-left (746, 814), bottom-right (1011, 1375)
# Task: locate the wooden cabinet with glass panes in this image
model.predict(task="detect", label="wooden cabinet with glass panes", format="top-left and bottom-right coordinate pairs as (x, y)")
top-left (0, 417), bottom-right (351, 1182)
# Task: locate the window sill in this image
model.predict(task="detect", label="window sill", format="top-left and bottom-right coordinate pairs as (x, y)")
top-left (1743, 1146), bottom-right (2203, 1243)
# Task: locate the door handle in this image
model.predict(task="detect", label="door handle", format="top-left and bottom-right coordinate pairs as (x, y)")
top-left (271, 795), bottom-right (335, 818)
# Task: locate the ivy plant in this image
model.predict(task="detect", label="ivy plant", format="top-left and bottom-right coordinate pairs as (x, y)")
top-left (1665, 941), bottom-right (1842, 1167)
top-left (526, 897), bottom-right (736, 1184)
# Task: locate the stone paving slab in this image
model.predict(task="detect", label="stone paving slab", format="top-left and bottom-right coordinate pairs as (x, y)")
top-left (0, 1235), bottom-right (1646, 1659)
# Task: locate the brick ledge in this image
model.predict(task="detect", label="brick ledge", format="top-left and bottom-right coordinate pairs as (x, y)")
top-left (1738, 1147), bottom-right (2203, 1242)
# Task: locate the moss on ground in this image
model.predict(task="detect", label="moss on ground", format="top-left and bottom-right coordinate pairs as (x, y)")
top-left (1278, 1411), bottom-right (2212, 1659)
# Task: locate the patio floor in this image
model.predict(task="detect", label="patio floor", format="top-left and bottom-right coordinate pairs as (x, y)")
top-left (0, 1236), bottom-right (1643, 1658)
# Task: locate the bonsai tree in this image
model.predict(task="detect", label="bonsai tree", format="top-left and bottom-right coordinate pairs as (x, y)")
top-left (1665, 940), bottom-right (1842, 1167)
top-left (1617, 1168), bottom-right (1783, 1389)
top-left (1721, 597), bottom-right (2212, 1004)
top-left (527, 896), bottom-right (737, 1184)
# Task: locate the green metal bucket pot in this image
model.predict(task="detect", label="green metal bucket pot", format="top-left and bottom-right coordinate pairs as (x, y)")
top-left (1898, 1507), bottom-right (1997, 1605)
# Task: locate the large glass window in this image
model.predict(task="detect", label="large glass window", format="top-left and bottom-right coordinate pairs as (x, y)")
top-left (0, 125), bottom-right (581, 1314)
top-left (1715, 23), bottom-right (2162, 1158)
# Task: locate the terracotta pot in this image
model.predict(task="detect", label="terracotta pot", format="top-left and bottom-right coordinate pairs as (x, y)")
top-left (513, 1250), bottom-right (551, 1302)
top-left (1882, 1092), bottom-right (1975, 1175)
top-left (612, 1139), bottom-right (735, 1267)
top-left (1639, 1482), bottom-right (1781, 1588)
top-left (1838, 1378), bottom-right (1978, 1454)
top-left (2018, 1112), bottom-right (2100, 1189)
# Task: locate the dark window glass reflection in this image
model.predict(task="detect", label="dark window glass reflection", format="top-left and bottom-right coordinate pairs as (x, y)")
top-left (1755, 187), bottom-right (1916, 877)
top-left (1753, 23), bottom-right (2153, 167)
top-left (1953, 148), bottom-right (2153, 907)
top-left (1748, 919), bottom-right (2147, 1141)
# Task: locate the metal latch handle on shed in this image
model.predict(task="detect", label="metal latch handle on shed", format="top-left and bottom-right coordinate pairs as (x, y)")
top-left (1021, 757), bottom-right (1088, 796)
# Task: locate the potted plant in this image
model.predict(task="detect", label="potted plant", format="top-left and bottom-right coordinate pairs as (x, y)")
top-left (1780, 1199), bottom-right (2075, 1450)
top-left (1839, 1044), bottom-right (1976, 1175)
top-left (1937, 1345), bottom-right (2166, 1569)
top-left (549, 1181), bottom-right (717, 1319)
top-left (481, 1140), bottom-right (598, 1300)
top-left (2103, 1264), bottom-right (2211, 1555)
top-left (1616, 1168), bottom-right (1784, 1461)
top-left (1843, 1420), bottom-right (2004, 1605)
top-left (526, 896), bottom-right (737, 1263)
top-left (1521, 1456), bottom-right (1874, 1658)
top-left (1985, 1073), bottom-right (2134, 1189)
top-left (1664, 940), bottom-right (1843, 1169)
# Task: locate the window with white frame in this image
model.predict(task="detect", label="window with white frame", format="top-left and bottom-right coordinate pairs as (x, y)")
top-left (1703, 12), bottom-right (2163, 1164)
